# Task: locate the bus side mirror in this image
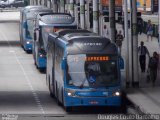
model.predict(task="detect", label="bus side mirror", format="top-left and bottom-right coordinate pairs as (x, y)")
top-left (34, 28), bottom-right (40, 41)
top-left (23, 22), bottom-right (27, 28)
top-left (119, 56), bottom-right (124, 70)
top-left (61, 59), bottom-right (66, 70)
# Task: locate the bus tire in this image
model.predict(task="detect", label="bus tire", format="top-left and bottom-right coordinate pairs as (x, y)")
top-left (120, 91), bottom-right (127, 113)
top-left (34, 54), bottom-right (36, 66)
top-left (21, 45), bottom-right (23, 48)
top-left (49, 89), bottom-right (54, 98)
top-left (34, 60), bottom-right (36, 66)
top-left (61, 88), bottom-right (64, 106)
top-left (49, 77), bottom-right (54, 98)
top-left (26, 50), bottom-right (32, 54)
top-left (56, 85), bottom-right (61, 106)
top-left (39, 68), bottom-right (46, 73)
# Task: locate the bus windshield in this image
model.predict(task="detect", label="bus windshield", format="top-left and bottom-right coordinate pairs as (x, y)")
top-left (67, 54), bottom-right (119, 88)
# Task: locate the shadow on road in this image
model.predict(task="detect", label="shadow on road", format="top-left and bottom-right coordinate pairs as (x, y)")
top-left (0, 41), bottom-right (20, 47)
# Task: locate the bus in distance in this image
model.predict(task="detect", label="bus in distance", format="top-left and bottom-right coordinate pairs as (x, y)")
top-left (33, 13), bottom-right (77, 71)
top-left (20, 6), bottom-right (44, 51)
top-left (19, 5), bottom-right (52, 53)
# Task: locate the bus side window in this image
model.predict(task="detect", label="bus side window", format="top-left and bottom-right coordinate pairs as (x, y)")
top-left (119, 57), bottom-right (124, 70)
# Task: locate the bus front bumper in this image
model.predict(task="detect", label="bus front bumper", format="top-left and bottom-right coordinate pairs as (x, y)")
top-left (64, 96), bottom-right (121, 107)
top-left (24, 40), bottom-right (33, 51)
top-left (37, 57), bottom-right (46, 69)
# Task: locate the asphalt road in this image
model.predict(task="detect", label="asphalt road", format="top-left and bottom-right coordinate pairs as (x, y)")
top-left (0, 11), bottom-right (138, 120)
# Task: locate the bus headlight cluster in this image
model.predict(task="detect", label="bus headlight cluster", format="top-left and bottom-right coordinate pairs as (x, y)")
top-left (113, 91), bottom-right (121, 96)
top-left (39, 54), bottom-right (45, 58)
top-left (67, 92), bottom-right (74, 96)
top-left (66, 89), bottom-right (75, 97)
top-left (26, 41), bottom-right (30, 44)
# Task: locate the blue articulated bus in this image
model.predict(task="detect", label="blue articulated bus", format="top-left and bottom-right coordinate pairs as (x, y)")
top-left (20, 6), bottom-right (43, 48)
top-left (19, 6), bottom-right (52, 53)
top-left (46, 31), bottom-right (124, 112)
top-left (33, 13), bottom-right (77, 71)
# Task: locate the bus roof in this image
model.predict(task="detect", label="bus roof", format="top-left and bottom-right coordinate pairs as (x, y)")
top-left (48, 33), bottom-right (117, 54)
top-left (23, 6), bottom-right (45, 13)
top-left (55, 29), bottom-right (91, 37)
top-left (39, 13), bottom-right (75, 25)
top-left (60, 32), bottom-right (98, 41)
top-left (38, 13), bottom-right (71, 17)
top-left (28, 8), bottom-right (52, 13)
top-left (24, 5), bottom-right (44, 10)
top-left (26, 8), bottom-right (52, 19)
top-left (49, 32), bottom-right (109, 44)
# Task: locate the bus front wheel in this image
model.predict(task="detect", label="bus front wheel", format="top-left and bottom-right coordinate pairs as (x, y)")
top-left (120, 91), bottom-right (127, 113)
top-left (49, 77), bottom-right (54, 98)
top-left (56, 85), bottom-right (61, 106)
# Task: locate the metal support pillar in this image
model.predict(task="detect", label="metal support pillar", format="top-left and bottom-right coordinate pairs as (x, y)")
top-left (52, 0), bottom-right (58, 12)
top-left (143, 0), bottom-right (146, 12)
top-left (69, 0), bottom-right (74, 16)
top-left (80, 0), bottom-right (85, 29)
top-left (44, 0), bottom-right (47, 6)
top-left (109, 0), bottom-right (116, 43)
top-left (32, 0), bottom-right (34, 5)
top-left (86, 0), bottom-right (90, 30)
top-left (158, 0), bottom-right (160, 47)
top-left (60, 0), bottom-right (65, 12)
top-left (131, 0), bottom-right (139, 87)
top-left (41, 0), bottom-right (44, 6)
top-left (123, 0), bottom-right (130, 87)
top-left (47, 0), bottom-right (51, 8)
top-left (74, 4), bottom-right (79, 28)
top-left (39, 0), bottom-right (41, 5)
top-left (65, 0), bottom-right (70, 13)
top-left (35, 0), bottom-right (37, 5)
top-left (93, 0), bottom-right (99, 34)
top-left (29, 0), bottom-right (32, 5)
top-left (99, 0), bottom-right (103, 35)
top-left (34, 0), bottom-right (36, 5)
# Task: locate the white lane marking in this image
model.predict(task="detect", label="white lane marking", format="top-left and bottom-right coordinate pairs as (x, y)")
top-left (9, 50), bottom-right (15, 53)
top-left (2, 32), bottom-right (48, 120)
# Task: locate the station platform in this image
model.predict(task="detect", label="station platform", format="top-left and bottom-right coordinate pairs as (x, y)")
top-left (121, 28), bottom-right (160, 114)
top-left (127, 87), bottom-right (160, 114)
top-left (94, 21), bottom-right (160, 114)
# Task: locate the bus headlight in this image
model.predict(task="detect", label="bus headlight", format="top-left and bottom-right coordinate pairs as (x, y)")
top-left (67, 92), bottom-right (74, 96)
top-left (26, 41), bottom-right (30, 44)
top-left (39, 54), bottom-right (45, 58)
top-left (66, 89), bottom-right (75, 97)
top-left (113, 91), bottom-right (121, 96)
